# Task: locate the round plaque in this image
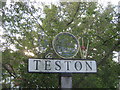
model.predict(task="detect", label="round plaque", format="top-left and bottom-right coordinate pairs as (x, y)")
top-left (52, 32), bottom-right (79, 58)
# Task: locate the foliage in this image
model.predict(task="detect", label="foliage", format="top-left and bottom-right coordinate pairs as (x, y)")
top-left (1, 1), bottom-right (120, 88)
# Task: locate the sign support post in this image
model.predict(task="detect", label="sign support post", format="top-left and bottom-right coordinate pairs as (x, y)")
top-left (60, 73), bottom-right (72, 89)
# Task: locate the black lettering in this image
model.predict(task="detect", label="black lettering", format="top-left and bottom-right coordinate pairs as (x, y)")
top-left (86, 61), bottom-right (92, 71)
top-left (34, 60), bottom-right (41, 70)
top-left (45, 61), bottom-right (51, 70)
top-left (55, 61), bottom-right (61, 71)
top-left (64, 61), bottom-right (71, 70)
top-left (75, 61), bottom-right (82, 71)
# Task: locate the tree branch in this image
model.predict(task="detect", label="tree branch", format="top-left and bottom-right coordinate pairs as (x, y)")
top-left (102, 33), bottom-right (119, 45)
top-left (31, 14), bottom-right (49, 36)
top-left (97, 39), bottom-right (120, 66)
top-left (2, 63), bottom-right (17, 78)
top-left (66, 3), bottom-right (80, 26)
top-left (23, 2), bottom-right (49, 36)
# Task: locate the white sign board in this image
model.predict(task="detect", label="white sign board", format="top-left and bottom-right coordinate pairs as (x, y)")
top-left (28, 59), bottom-right (97, 73)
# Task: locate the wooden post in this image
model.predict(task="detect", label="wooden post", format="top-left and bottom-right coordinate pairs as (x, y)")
top-left (60, 73), bottom-right (72, 89)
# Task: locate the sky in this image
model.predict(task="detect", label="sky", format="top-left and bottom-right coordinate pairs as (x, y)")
top-left (99, 0), bottom-right (120, 5)
top-left (6, 0), bottom-right (120, 5)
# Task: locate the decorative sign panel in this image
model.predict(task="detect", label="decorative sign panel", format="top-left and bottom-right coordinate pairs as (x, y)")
top-left (28, 59), bottom-right (97, 73)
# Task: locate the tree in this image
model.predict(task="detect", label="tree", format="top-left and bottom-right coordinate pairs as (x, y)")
top-left (1, 1), bottom-right (120, 88)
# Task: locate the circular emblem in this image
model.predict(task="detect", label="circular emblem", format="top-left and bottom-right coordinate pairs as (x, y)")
top-left (52, 32), bottom-right (79, 58)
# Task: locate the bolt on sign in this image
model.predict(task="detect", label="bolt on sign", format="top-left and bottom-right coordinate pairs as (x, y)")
top-left (28, 59), bottom-right (97, 73)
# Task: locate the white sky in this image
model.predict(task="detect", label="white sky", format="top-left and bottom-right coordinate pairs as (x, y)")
top-left (99, 0), bottom-right (120, 5)
top-left (6, 0), bottom-right (120, 5)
